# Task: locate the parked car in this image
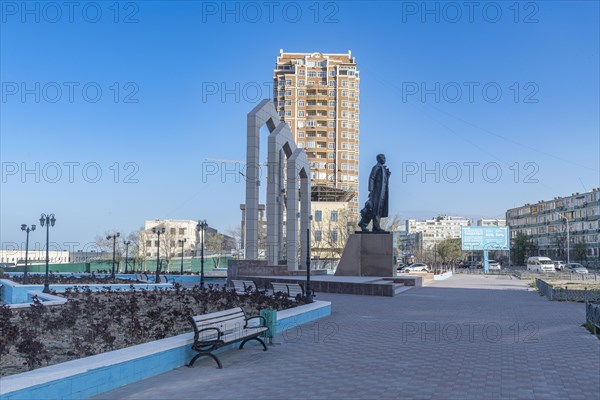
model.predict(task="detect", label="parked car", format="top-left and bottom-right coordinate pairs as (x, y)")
top-left (553, 261), bottom-right (566, 271)
top-left (526, 256), bottom-right (556, 273)
top-left (396, 263), bottom-right (409, 271)
top-left (399, 263), bottom-right (430, 273)
top-left (459, 260), bottom-right (477, 268)
top-left (566, 263), bottom-right (588, 274)
top-left (488, 260), bottom-right (501, 270)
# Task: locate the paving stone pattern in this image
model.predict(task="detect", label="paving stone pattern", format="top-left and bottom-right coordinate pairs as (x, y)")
top-left (95, 275), bottom-right (600, 400)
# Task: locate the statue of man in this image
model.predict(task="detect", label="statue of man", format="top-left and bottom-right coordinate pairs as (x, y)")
top-left (358, 154), bottom-right (391, 232)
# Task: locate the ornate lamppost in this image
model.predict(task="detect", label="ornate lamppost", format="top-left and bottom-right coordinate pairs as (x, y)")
top-left (123, 240), bottom-right (131, 274)
top-left (178, 238), bottom-right (187, 275)
top-left (107, 232), bottom-right (120, 278)
top-left (21, 223), bottom-right (36, 284)
top-left (39, 213), bottom-right (56, 294)
top-left (196, 220), bottom-right (208, 289)
top-left (152, 226), bottom-right (166, 283)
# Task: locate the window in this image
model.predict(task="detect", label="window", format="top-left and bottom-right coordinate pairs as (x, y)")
top-left (170, 228), bottom-right (176, 234)
top-left (328, 132), bottom-right (335, 138)
top-left (328, 143), bottom-right (335, 149)
top-left (329, 70), bottom-right (336, 77)
top-left (342, 81), bottom-right (348, 87)
top-left (298, 131), bottom-right (305, 138)
top-left (285, 90), bottom-right (292, 96)
top-left (146, 240), bottom-right (152, 247)
top-left (307, 71), bottom-right (317, 77)
top-left (329, 122), bottom-right (335, 128)
top-left (285, 100), bottom-right (292, 106)
top-left (285, 80), bottom-right (292, 85)
top-left (299, 80), bottom-right (305, 86)
top-left (299, 90), bottom-right (305, 96)
top-left (342, 90), bottom-right (348, 97)
top-left (318, 71), bottom-right (326, 77)
top-left (329, 111), bottom-right (335, 117)
top-left (299, 69), bottom-right (305, 75)
top-left (285, 110), bottom-right (292, 116)
top-left (154, 240), bottom-right (159, 247)
top-left (329, 101), bottom-right (336, 107)
top-left (329, 80), bottom-right (336, 87)
top-left (298, 111), bottom-right (305, 117)
top-left (299, 100), bottom-right (305, 106)
top-left (315, 210), bottom-right (322, 222)
top-left (306, 141), bottom-right (316, 148)
top-left (314, 230), bottom-right (322, 241)
top-left (331, 211), bottom-right (338, 222)
top-left (298, 121), bottom-right (305, 128)
top-left (330, 230), bottom-right (338, 243)
top-left (329, 90), bottom-right (336, 97)
top-left (179, 228), bottom-right (185, 235)
top-left (307, 120), bottom-right (316, 127)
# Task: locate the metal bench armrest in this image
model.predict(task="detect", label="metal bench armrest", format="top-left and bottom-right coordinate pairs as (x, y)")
top-left (245, 315), bottom-right (266, 328)
top-left (196, 327), bottom-right (222, 341)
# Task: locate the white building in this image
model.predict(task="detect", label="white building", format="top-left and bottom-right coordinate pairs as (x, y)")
top-left (0, 249), bottom-right (70, 266)
top-left (141, 219), bottom-right (213, 259)
top-left (477, 219), bottom-right (506, 227)
top-left (405, 215), bottom-right (472, 250)
top-left (506, 188), bottom-right (600, 262)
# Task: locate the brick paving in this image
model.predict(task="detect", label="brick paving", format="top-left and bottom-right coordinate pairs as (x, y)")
top-left (95, 275), bottom-right (600, 400)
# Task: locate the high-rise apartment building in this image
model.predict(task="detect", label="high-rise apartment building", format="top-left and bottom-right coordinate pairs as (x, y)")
top-left (273, 50), bottom-right (360, 216)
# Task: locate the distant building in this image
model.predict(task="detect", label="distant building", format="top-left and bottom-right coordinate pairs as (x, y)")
top-left (405, 215), bottom-right (472, 251)
top-left (311, 201), bottom-right (351, 260)
top-left (477, 219), bottom-right (506, 227)
top-left (0, 249), bottom-right (69, 265)
top-left (506, 188), bottom-right (600, 262)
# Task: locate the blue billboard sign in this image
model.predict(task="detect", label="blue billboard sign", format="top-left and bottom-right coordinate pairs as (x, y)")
top-left (461, 226), bottom-right (509, 251)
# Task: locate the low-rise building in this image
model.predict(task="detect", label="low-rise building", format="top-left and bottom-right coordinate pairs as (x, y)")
top-left (506, 188), bottom-right (600, 263)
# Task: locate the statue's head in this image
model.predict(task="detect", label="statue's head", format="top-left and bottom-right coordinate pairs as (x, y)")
top-left (376, 154), bottom-right (386, 164)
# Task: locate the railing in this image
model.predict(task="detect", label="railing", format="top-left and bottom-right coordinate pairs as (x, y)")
top-left (585, 302), bottom-right (600, 334)
top-left (535, 279), bottom-right (600, 302)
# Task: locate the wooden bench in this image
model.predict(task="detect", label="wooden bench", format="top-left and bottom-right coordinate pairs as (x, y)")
top-left (187, 307), bottom-right (268, 369)
top-left (271, 282), bottom-right (305, 299)
top-left (231, 279), bottom-right (258, 293)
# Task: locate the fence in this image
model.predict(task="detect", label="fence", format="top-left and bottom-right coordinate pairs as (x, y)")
top-left (535, 279), bottom-right (600, 302)
top-left (585, 303), bottom-right (600, 334)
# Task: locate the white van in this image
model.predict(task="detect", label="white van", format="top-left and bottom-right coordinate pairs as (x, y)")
top-left (526, 257), bottom-right (555, 273)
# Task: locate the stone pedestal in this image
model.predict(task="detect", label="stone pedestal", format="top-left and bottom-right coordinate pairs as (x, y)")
top-left (335, 233), bottom-right (394, 276)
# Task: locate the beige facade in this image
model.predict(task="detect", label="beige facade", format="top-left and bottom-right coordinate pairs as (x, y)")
top-left (310, 201), bottom-right (352, 260)
top-left (273, 50), bottom-right (360, 217)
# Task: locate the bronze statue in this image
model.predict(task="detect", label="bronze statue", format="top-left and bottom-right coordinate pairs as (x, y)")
top-left (359, 154), bottom-right (391, 232)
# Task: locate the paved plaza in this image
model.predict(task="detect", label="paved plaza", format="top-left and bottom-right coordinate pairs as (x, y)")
top-left (96, 275), bottom-right (600, 400)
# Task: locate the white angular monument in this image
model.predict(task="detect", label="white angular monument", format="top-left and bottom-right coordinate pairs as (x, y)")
top-left (245, 100), bottom-right (311, 270)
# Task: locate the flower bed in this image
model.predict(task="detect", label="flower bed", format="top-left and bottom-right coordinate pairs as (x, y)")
top-left (0, 285), bottom-right (303, 377)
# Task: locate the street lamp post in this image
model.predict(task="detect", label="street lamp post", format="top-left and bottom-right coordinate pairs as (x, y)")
top-left (152, 226), bottom-right (166, 283)
top-left (20, 224), bottom-right (36, 284)
top-left (107, 233), bottom-right (120, 278)
top-left (39, 213), bottom-right (56, 294)
top-left (305, 228), bottom-right (313, 303)
top-left (196, 220), bottom-right (208, 289)
top-left (123, 240), bottom-right (131, 274)
top-left (178, 238), bottom-right (187, 275)
top-left (556, 212), bottom-right (571, 265)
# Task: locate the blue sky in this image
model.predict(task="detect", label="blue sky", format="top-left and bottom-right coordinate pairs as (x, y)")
top-left (1, 1), bottom-right (599, 248)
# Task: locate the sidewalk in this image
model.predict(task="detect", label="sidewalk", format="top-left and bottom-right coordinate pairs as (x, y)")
top-left (95, 275), bottom-right (600, 400)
